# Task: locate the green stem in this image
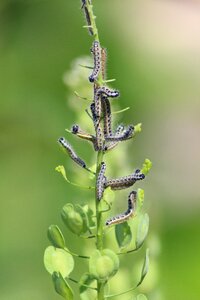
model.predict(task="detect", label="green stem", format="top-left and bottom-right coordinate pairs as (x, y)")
top-left (85, 1), bottom-right (105, 298)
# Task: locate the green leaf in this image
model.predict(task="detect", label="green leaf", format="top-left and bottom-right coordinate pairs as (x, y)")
top-left (136, 214), bottom-right (149, 249)
top-left (137, 294), bottom-right (148, 300)
top-left (47, 225), bottom-right (65, 249)
top-left (115, 222), bottom-right (132, 249)
top-left (103, 187), bottom-right (115, 206)
top-left (89, 249), bottom-right (119, 281)
top-left (82, 205), bottom-right (95, 227)
top-left (88, 164), bottom-right (96, 180)
top-left (134, 123), bottom-right (142, 133)
top-left (61, 204), bottom-right (86, 235)
top-left (55, 165), bottom-right (69, 182)
top-left (44, 246), bottom-right (74, 277)
top-left (137, 188), bottom-right (144, 212)
top-left (79, 273), bottom-right (96, 300)
top-left (141, 159), bottom-right (152, 176)
top-left (76, 204), bottom-right (90, 233)
top-left (52, 272), bottom-right (73, 300)
top-left (137, 248), bottom-right (149, 287)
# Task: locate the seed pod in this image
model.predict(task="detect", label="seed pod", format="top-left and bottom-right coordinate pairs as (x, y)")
top-left (89, 41), bottom-right (101, 82)
top-left (96, 162), bottom-right (106, 200)
top-left (58, 137), bottom-right (86, 168)
top-left (105, 191), bottom-right (137, 226)
top-left (105, 169), bottom-right (145, 190)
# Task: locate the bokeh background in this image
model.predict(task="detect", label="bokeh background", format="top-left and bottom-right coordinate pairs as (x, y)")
top-left (1, 0), bottom-right (200, 299)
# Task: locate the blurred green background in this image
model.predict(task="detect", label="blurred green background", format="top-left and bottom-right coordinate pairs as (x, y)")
top-left (1, 0), bottom-right (200, 299)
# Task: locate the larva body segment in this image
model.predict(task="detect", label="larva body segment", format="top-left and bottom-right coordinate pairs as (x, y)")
top-left (105, 125), bottom-right (134, 142)
top-left (101, 47), bottom-right (107, 80)
top-left (105, 191), bottom-right (137, 226)
top-left (58, 137), bottom-right (86, 168)
top-left (97, 86), bottom-right (120, 98)
top-left (94, 88), bottom-right (102, 119)
top-left (89, 41), bottom-right (101, 82)
top-left (71, 124), bottom-right (95, 142)
top-left (105, 170), bottom-right (145, 190)
top-left (101, 96), bottom-right (112, 136)
top-left (103, 124), bottom-right (125, 151)
top-left (96, 162), bottom-right (106, 201)
top-left (81, 1), bottom-right (93, 35)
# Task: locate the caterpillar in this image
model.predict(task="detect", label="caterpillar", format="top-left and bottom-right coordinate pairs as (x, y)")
top-left (105, 191), bottom-right (137, 226)
top-left (105, 169), bottom-right (145, 190)
top-left (97, 86), bottom-right (120, 98)
top-left (96, 162), bottom-right (106, 200)
top-left (105, 125), bottom-right (134, 142)
top-left (103, 124), bottom-right (125, 151)
top-left (71, 124), bottom-right (95, 142)
top-left (101, 96), bottom-right (112, 136)
top-left (101, 48), bottom-right (107, 80)
top-left (94, 88), bottom-right (102, 119)
top-left (90, 102), bottom-right (104, 151)
top-left (58, 137), bottom-right (86, 168)
top-left (81, 0), bottom-right (93, 35)
top-left (89, 41), bottom-right (101, 82)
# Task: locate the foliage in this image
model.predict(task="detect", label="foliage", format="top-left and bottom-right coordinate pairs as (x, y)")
top-left (43, 0), bottom-right (152, 299)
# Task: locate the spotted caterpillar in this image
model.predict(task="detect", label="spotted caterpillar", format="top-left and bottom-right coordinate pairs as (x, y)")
top-left (105, 191), bottom-right (137, 226)
top-left (89, 41), bottom-right (101, 82)
top-left (58, 137), bottom-right (86, 168)
top-left (97, 86), bottom-right (120, 98)
top-left (96, 162), bottom-right (106, 201)
top-left (105, 125), bottom-right (134, 141)
top-left (105, 169), bottom-right (145, 190)
top-left (81, 0), bottom-right (93, 35)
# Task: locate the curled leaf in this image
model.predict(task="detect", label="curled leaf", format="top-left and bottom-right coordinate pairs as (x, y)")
top-left (79, 273), bottom-right (96, 300)
top-left (137, 248), bottom-right (149, 287)
top-left (48, 225), bottom-right (65, 249)
top-left (52, 272), bottom-right (73, 300)
top-left (115, 222), bottom-right (132, 249)
top-left (56, 165), bottom-right (69, 182)
top-left (136, 213), bottom-right (149, 250)
top-left (134, 123), bottom-right (142, 134)
top-left (61, 204), bottom-right (88, 235)
top-left (141, 159), bottom-right (152, 176)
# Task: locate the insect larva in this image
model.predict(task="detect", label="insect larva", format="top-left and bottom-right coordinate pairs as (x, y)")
top-left (71, 124), bottom-right (95, 142)
top-left (89, 41), bottom-right (101, 82)
top-left (103, 125), bottom-right (125, 151)
top-left (81, 1), bottom-right (93, 35)
top-left (95, 123), bottom-right (104, 151)
top-left (101, 48), bottom-right (107, 80)
top-left (105, 191), bottom-right (137, 226)
top-left (94, 88), bottom-right (102, 119)
top-left (97, 86), bottom-right (120, 98)
top-left (105, 125), bottom-right (134, 142)
top-left (105, 169), bottom-right (145, 190)
top-left (58, 137), bottom-right (86, 168)
top-left (96, 162), bottom-right (106, 201)
top-left (101, 96), bottom-right (112, 136)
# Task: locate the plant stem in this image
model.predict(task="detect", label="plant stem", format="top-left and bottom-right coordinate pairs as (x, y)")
top-left (95, 151), bottom-right (105, 300)
top-left (85, 1), bottom-right (105, 298)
